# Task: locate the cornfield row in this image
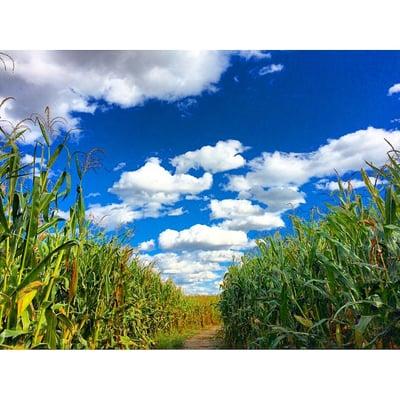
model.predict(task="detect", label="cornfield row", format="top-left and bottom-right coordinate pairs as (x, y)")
top-left (220, 148), bottom-right (400, 349)
top-left (0, 104), bottom-right (218, 349)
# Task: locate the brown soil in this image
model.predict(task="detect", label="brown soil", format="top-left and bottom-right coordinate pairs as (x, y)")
top-left (183, 325), bottom-right (221, 349)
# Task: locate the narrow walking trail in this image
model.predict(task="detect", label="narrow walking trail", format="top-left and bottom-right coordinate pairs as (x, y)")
top-left (183, 325), bottom-right (221, 349)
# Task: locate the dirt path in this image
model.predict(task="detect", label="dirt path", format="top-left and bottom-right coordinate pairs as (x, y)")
top-left (183, 325), bottom-right (221, 349)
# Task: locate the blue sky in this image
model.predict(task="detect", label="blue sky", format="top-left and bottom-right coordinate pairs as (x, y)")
top-left (2, 50), bottom-right (400, 294)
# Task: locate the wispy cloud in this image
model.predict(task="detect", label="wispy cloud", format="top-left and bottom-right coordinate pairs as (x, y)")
top-left (113, 162), bottom-right (126, 172)
top-left (237, 51), bottom-right (271, 60)
top-left (259, 63), bottom-right (284, 75)
top-left (176, 98), bottom-right (198, 117)
top-left (167, 207), bottom-right (187, 217)
top-left (86, 192), bottom-right (101, 198)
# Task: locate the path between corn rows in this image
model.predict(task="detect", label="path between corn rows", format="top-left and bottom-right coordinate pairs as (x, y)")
top-left (183, 325), bottom-right (221, 349)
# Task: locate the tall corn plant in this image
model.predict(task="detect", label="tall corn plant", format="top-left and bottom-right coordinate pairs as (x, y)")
top-left (0, 104), bottom-right (79, 348)
top-left (0, 100), bottom-right (219, 349)
top-left (220, 149), bottom-right (400, 349)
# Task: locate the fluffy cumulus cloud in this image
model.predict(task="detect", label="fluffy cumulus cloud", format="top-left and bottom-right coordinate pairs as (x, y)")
top-left (158, 224), bottom-right (249, 251)
top-left (20, 154), bottom-right (35, 165)
top-left (219, 213), bottom-right (284, 232)
top-left (109, 157), bottom-right (212, 214)
top-left (141, 251), bottom-right (220, 289)
top-left (196, 249), bottom-right (244, 263)
top-left (85, 203), bottom-right (141, 231)
top-left (388, 83), bottom-right (400, 96)
top-left (87, 156), bottom-right (212, 229)
top-left (141, 221), bottom-right (255, 294)
top-left (138, 239), bottom-right (155, 252)
top-left (226, 128), bottom-right (400, 207)
top-left (210, 198), bottom-right (264, 219)
top-left (209, 198), bottom-right (284, 231)
top-left (251, 186), bottom-right (306, 212)
top-left (1, 51), bottom-right (269, 144)
top-left (170, 139), bottom-right (248, 173)
top-left (141, 249), bottom-right (243, 294)
top-left (1, 51), bottom-right (231, 127)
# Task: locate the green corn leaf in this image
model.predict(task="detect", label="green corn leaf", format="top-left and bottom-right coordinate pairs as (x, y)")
top-left (38, 120), bottom-right (50, 146)
top-left (355, 315), bottom-right (375, 348)
top-left (47, 143), bottom-right (64, 169)
top-left (384, 186), bottom-right (397, 234)
top-left (18, 240), bottom-right (79, 291)
top-left (0, 200), bottom-right (9, 233)
top-left (45, 309), bottom-right (58, 349)
top-left (0, 329), bottom-right (27, 345)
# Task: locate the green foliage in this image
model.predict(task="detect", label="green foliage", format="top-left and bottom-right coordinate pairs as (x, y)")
top-left (219, 150), bottom-right (400, 349)
top-left (0, 104), bottom-right (219, 349)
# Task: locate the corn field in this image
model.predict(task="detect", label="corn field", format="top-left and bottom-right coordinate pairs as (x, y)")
top-left (0, 102), bottom-right (218, 349)
top-left (219, 148), bottom-right (400, 349)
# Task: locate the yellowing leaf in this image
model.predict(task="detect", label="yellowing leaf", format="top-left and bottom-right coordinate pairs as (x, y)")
top-left (294, 314), bottom-right (313, 329)
top-left (18, 281), bottom-right (43, 294)
top-left (16, 281), bottom-right (43, 317)
top-left (17, 290), bottom-right (37, 317)
top-left (21, 309), bottom-right (30, 331)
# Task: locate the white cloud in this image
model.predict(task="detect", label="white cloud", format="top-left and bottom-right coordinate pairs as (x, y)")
top-left (315, 177), bottom-right (386, 191)
top-left (86, 203), bottom-right (140, 230)
top-left (138, 239), bottom-right (155, 252)
top-left (209, 199), bottom-right (284, 232)
top-left (237, 51), bottom-right (271, 60)
top-left (87, 157), bottom-right (213, 231)
top-left (20, 154), bottom-right (35, 164)
top-left (141, 248), bottom-right (244, 294)
top-left (109, 157), bottom-right (212, 215)
top-left (113, 162), bottom-right (126, 172)
top-left (1, 51), bottom-right (267, 144)
top-left (2, 51), bottom-right (230, 126)
top-left (196, 249), bottom-right (244, 263)
top-left (251, 186), bottom-right (306, 212)
top-left (226, 127), bottom-right (400, 195)
top-left (185, 194), bottom-right (201, 200)
top-left (141, 251), bottom-right (221, 286)
top-left (179, 282), bottom-right (222, 295)
top-left (388, 83), bottom-right (400, 96)
top-left (219, 213), bottom-right (284, 232)
top-left (158, 224), bottom-right (249, 251)
top-left (167, 207), bottom-right (186, 216)
top-left (19, 152), bottom-right (48, 176)
top-left (171, 139), bottom-right (247, 174)
top-left (259, 64), bottom-right (284, 75)
top-left (86, 192), bottom-right (100, 198)
top-left (185, 194), bottom-right (210, 201)
top-left (210, 198), bottom-right (263, 219)
top-left (176, 98), bottom-right (198, 117)
top-left (55, 209), bottom-right (70, 220)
